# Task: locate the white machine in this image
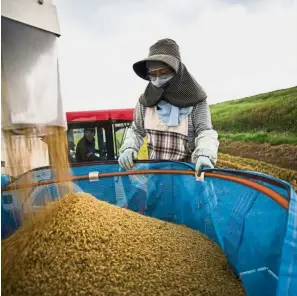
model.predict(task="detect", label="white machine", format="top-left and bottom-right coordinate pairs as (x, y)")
top-left (1, 0), bottom-right (67, 174)
top-left (1, 0), bottom-right (66, 132)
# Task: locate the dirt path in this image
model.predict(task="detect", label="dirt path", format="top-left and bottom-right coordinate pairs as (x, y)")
top-left (217, 153), bottom-right (297, 191)
top-left (219, 140), bottom-right (297, 171)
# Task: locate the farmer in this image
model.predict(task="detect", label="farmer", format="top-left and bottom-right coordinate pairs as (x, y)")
top-left (76, 128), bottom-right (100, 162)
top-left (118, 38), bottom-right (219, 176)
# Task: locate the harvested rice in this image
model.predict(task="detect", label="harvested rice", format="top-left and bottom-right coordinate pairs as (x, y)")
top-left (2, 193), bottom-right (245, 296)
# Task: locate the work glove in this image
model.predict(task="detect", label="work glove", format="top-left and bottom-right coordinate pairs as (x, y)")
top-left (118, 148), bottom-right (138, 170)
top-left (195, 156), bottom-right (214, 177)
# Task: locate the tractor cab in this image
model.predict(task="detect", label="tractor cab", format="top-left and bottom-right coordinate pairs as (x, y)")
top-left (66, 109), bottom-right (134, 163)
top-left (0, 109), bottom-right (135, 177)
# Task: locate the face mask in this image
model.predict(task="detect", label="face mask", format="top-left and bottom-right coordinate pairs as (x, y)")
top-left (150, 74), bottom-right (174, 88)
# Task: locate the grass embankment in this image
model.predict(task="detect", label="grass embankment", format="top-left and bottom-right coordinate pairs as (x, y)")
top-left (210, 87), bottom-right (297, 172)
top-left (210, 86), bottom-right (297, 135)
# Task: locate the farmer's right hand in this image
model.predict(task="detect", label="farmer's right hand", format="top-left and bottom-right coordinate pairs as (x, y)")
top-left (118, 149), bottom-right (138, 170)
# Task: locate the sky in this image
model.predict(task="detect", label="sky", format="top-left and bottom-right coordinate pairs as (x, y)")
top-left (55, 0), bottom-right (297, 112)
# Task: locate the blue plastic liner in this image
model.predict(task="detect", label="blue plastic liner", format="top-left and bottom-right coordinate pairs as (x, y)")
top-left (1, 161), bottom-right (296, 296)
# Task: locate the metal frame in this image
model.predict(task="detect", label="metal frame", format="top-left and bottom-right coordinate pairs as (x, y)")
top-left (112, 120), bottom-right (132, 159)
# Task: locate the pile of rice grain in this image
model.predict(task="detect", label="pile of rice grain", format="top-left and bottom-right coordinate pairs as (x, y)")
top-left (2, 193), bottom-right (245, 296)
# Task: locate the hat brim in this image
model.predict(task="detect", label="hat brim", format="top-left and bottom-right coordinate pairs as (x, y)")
top-left (133, 54), bottom-right (180, 80)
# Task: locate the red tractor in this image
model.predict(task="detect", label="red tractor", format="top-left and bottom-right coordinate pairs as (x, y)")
top-left (66, 108), bottom-right (135, 163)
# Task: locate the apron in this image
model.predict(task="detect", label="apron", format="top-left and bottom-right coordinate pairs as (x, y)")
top-left (144, 106), bottom-right (192, 162)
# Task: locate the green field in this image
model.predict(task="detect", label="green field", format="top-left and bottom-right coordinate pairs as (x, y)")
top-left (210, 86), bottom-right (297, 135)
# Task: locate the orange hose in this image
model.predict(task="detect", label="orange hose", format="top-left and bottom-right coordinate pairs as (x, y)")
top-left (2, 169), bottom-right (289, 210)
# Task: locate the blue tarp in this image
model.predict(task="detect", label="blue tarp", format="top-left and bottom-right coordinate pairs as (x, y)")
top-left (1, 161), bottom-right (296, 296)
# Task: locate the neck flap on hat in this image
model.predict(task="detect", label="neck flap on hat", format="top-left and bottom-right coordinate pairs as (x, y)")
top-left (139, 62), bottom-right (207, 108)
top-left (133, 38), bottom-right (207, 108)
